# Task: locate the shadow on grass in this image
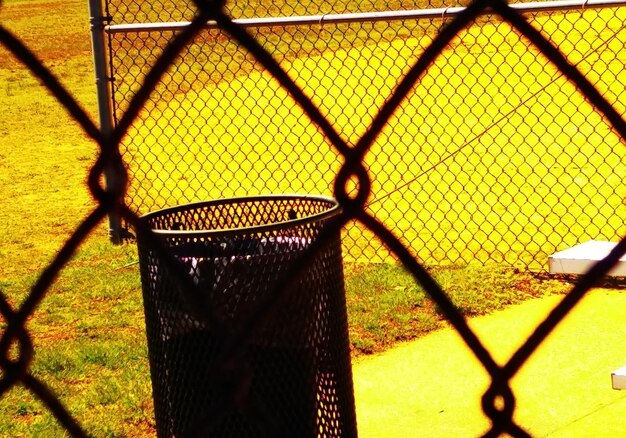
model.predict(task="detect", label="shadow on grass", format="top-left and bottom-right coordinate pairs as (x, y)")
top-left (345, 262), bottom-right (571, 355)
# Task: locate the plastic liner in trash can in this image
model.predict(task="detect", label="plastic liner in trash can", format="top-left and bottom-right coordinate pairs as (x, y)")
top-left (137, 195), bottom-right (357, 437)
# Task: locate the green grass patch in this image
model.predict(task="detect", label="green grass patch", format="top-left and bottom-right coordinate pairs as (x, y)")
top-left (0, 247), bottom-right (570, 435)
top-left (345, 262), bottom-right (568, 354)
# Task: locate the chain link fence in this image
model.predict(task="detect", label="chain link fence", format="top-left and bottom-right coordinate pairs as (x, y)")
top-left (3, 0), bottom-right (626, 435)
top-left (104, 0), bottom-right (626, 270)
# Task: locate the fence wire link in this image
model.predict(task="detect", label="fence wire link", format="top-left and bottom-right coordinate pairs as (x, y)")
top-left (2, 0), bottom-right (626, 436)
top-left (107, 0), bottom-right (626, 270)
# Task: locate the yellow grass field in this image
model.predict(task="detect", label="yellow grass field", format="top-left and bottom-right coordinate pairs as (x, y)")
top-left (120, 7), bottom-right (626, 268)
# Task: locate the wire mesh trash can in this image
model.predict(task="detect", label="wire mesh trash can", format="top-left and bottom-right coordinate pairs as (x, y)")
top-left (137, 195), bottom-right (357, 437)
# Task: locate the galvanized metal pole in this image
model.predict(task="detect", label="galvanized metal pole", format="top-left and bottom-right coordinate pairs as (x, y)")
top-left (88, 0), bottom-right (122, 244)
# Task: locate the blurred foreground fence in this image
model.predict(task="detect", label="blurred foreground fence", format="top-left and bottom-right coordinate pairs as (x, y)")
top-left (102, 0), bottom-right (626, 270)
top-left (3, 0), bottom-right (626, 436)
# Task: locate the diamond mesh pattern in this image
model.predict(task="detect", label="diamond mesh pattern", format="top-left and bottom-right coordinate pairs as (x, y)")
top-left (3, 0), bottom-right (626, 436)
top-left (138, 196), bottom-right (355, 437)
top-left (107, 2), bottom-right (626, 270)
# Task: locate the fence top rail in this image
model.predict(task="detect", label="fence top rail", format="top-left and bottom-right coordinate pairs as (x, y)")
top-left (104, 0), bottom-right (626, 33)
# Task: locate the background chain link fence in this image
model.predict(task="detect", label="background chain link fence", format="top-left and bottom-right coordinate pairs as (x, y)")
top-left (105, 0), bottom-right (626, 270)
top-left (3, 0), bottom-right (626, 435)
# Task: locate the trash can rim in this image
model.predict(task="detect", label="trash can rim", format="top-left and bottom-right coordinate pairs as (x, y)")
top-left (140, 194), bottom-right (341, 238)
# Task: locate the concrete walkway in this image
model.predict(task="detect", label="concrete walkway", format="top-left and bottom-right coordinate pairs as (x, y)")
top-left (352, 289), bottom-right (626, 437)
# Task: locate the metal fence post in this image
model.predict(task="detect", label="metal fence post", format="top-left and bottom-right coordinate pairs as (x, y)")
top-left (88, 0), bottom-right (122, 244)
